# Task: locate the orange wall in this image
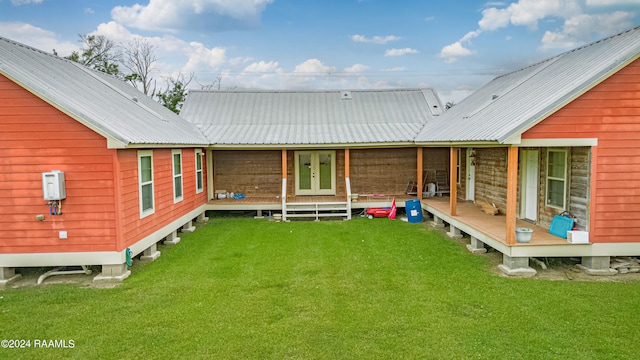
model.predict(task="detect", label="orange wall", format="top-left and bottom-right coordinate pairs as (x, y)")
top-left (0, 74), bottom-right (118, 253)
top-left (522, 58), bottom-right (640, 243)
top-left (117, 148), bottom-right (208, 250)
top-left (1, 74), bottom-right (208, 255)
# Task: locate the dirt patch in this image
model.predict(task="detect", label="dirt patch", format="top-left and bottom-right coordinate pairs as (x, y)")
top-left (2, 266), bottom-right (121, 290)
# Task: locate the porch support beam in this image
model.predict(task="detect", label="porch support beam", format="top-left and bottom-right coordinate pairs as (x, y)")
top-left (281, 149), bottom-right (287, 180)
top-left (417, 147), bottom-right (423, 200)
top-left (505, 146), bottom-right (519, 245)
top-left (498, 254), bottom-right (536, 277)
top-left (466, 236), bottom-right (487, 254)
top-left (345, 148), bottom-right (350, 178)
top-left (449, 147), bottom-right (457, 216)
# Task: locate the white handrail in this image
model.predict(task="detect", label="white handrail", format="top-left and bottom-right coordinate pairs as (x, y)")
top-left (345, 177), bottom-right (352, 220)
top-left (282, 178), bottom-right (287, 221)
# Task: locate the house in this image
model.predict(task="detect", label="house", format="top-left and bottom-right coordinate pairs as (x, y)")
top-left (180, 89), bottom-right (445, 220)
top-left (0, 36), bottom-right (210, 285)
top-left (181, 27), bottom-right (640, 276)
top-left (414, 26), bottom-right (640, 275)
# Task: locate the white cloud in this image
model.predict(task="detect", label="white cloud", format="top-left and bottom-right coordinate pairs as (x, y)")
top-left (84, 8), bottom-right (95, 14)
top-left (586, 0), bottom-right (640, 6)
top-left (385, 48), bottom-right (419, 56)
top-left (293, 59), bottom-right (337, 74)
top-left (351, 34), bottom-right (401, 44)
top-left (0, 22), bottom-right (77, 55)
top-left (381, 67), bottom-right (406, 72)
top-left (111, 0), bottom-right (274, 33)
top-left (438, 42), bottom-right (473, 63)
top-left (439, 0), bottom-right (636, 63)
top-left (243, 61), bottom-right (282, 73)
top-left (10, 0), bottom-right (43, 5)
top-left (540, 11), bottom-right (635, 49)
top-left (343, 64), bottom-right (370, 73)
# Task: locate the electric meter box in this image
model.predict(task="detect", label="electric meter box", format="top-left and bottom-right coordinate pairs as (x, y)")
top-left (42, 171), bottom-right (66, 200)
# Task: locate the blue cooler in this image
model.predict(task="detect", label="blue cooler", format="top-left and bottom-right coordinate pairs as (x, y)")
top-left (405, 199), bottom-right (423, 223)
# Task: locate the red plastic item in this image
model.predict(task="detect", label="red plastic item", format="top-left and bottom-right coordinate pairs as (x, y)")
top-left (366, 207), bottom-right (392, 219)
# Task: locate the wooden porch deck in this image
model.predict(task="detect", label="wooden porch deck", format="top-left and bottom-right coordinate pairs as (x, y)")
top-left (421, 197), bottom-right (593, 258)
top-left (206, 194), bottom-right (417, 211)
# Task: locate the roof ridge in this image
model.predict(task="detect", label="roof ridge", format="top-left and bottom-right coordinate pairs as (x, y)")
top-left (495, 25), bottom-right (640, 81)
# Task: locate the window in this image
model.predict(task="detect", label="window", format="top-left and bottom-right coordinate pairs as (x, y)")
top-left (546, 149), bottom-right (567, 209)
top-left (195, 149), bottom-right (203, 194)
top-left (172, 150), bottom-right (183, 203)
top-left (138, 150), bottom-right (154, 218)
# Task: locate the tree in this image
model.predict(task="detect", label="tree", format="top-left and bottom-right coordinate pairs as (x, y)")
top-left (66, 34), bottom-right (121, 76)
top-left (122, 39), bottom-right (157, 96)
top-left (156, 73), bottom-right (194, 114)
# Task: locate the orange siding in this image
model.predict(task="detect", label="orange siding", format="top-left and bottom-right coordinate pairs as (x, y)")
top-left (118, 148), bottom-right (208, 250)
top-left (0, 74), bottom-right (118, 253)
top-left (522, 58), bottom-right (640, 244)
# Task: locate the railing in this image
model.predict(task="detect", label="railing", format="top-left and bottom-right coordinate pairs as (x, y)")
top-left (282, 178), bottom-right (287, 221)
top-left (345, 177), bottom-right (352, 220)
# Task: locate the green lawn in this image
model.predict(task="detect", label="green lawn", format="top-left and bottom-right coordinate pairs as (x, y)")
top-left (1, 218), bottom-right (639, 359)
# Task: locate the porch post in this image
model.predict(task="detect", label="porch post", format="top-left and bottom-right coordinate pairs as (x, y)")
top-left (282, 149), bottom-right (287, 221)
top-left (506, 146), bottom-right (519, 245)
top-left (281, 149), bottom-right (287, 181)
top-left (417, 147), bottom-right (423, 199)
top-left (345, 148), bottom-right (350, 178)
top-left (207, 149), bottom-right (214, 200)
top-left (449, 147), bottom-right (457, 216)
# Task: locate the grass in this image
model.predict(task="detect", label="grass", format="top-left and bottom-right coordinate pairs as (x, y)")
top-left (1, 217), bottom-right (639, 359)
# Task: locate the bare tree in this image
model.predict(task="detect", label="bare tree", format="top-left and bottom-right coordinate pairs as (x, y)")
top-left (122, 39), bottom-right (157, 95)
top-left (197, 74), bottom-right (223, 91)
top-left (66, 34), bottom-right (121, 76)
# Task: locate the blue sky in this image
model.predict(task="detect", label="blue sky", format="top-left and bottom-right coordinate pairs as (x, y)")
top-left (1, 0), bottom-right (640, 103)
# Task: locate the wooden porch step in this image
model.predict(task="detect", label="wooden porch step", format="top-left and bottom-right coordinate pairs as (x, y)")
top-left (284, 201), bottom-right (350, 221)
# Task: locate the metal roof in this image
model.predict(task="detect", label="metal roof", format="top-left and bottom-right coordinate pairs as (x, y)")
top-left (0, 36), bottom-right (208, 148)
top-left (415, 26), bottom-right (640, 144)
top-left (180, 89), bottom-right (443, 146)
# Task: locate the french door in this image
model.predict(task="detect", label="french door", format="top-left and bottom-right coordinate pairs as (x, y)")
top-left (294, 151), bottom-right (336, 195)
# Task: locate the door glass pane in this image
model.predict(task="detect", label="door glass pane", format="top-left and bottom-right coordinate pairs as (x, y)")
top-left (298, 153), bottom-right (312, 190)
top-left (318, 153), bottom-right (332, 190)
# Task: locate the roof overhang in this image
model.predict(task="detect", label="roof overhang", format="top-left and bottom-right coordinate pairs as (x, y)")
top-left (207, 142), bottom-right (418, 150)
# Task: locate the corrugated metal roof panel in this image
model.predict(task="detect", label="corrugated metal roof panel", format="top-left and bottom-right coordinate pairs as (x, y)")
top-left (181, 89), bottom-right (442, 145)
top-left (0, 36), bottom-right (208, 147)
top-left (415, 26), bottom-right (640, 144)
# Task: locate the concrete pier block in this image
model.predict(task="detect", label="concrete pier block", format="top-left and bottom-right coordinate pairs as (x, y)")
top-left (578, 256), bottom-right (617, 276)
top-left (140, 243), bottom-right (161, 262)
top-left (447, 225), bottom-right (463, 239)
top-left (196, 212), bottom-right (209, 223)
top-left (181, 220), bottom-right (196, 233)
top-left (498, 254), bottom-right (537, 277)
top-left (430, 215), bottom-right (445, 228)
top-left (466, 236), bottom-right (487, 254)
top-left (0, 267), bottom-right (22, 286)
top-left (163, 230), bottom-right (181, 245)
top-left (93, 264), bottom-right (131, 282)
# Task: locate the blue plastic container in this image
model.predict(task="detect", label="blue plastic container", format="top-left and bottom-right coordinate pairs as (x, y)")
top-left (405, 199), bottom-right (423, 223)
top-left (549, 215), bottom-right (574, 239)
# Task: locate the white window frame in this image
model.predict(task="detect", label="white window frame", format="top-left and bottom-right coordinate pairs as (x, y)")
top-left (545, 149), bottom-right (567, 210)
top-left (172, 149), bottom-right (183, 203)
top-left (138, 150), bottom-right (155, 218)
top-left (195, 149), bottom-right (204, 194)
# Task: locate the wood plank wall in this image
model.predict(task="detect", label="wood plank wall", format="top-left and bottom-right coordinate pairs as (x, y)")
top-left (350, 148), bottom-right (416, 195)
top-left (522, 58), bottom-right (640, 243)
top-left (213, 150), bottom-right (282, 196)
